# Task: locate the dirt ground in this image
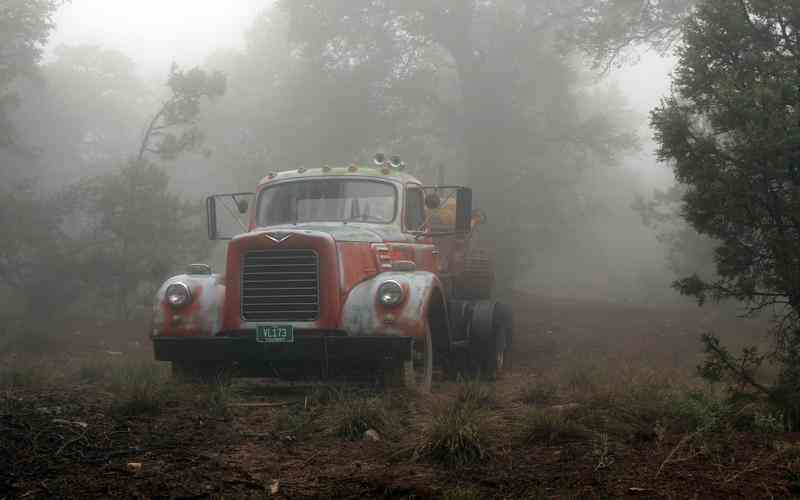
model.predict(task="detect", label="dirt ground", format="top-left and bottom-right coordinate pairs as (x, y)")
top-left (1, 293), bottom-right (796, 499)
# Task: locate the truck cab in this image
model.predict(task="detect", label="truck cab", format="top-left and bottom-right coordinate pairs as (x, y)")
top-left (150, 156), bottom-right (511, 390)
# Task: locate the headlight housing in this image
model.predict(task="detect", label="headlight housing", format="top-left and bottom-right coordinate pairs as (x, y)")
top-left (377, 280), bottom-right (404, 307)
top-left (165, 283), bottom-right (192, 308)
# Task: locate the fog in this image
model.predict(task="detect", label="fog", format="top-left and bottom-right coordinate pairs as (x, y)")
top-left (2, 0), bottom-right (703, 328)
top-left (49, 0), bottom-right (269, 75)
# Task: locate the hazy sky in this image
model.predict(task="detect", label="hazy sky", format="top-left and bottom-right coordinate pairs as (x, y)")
top-left (48, 0), bottom-right (674, 130)
top-left (50, 0), bottom-right (272, 75)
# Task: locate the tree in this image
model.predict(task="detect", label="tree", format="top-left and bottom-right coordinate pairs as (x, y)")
top-left (571, 0), bottom-right (695, 70)
top-left (652, 0), bottom-right (800, 417)
top-left (138, 64), bottom-right (226, 161)
top-left (273, 0), bottom-right (638, 285)
top-left (75, 65), bottom-right (226, 319)
top-left (0, 0), bottom-right (60, 147)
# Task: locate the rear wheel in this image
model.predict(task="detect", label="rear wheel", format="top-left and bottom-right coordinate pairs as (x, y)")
top-left (469, 301), bottom-right (512, 380)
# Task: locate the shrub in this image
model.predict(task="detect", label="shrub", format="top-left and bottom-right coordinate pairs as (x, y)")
top-left (327, 395), bottom-right (393, 440)
top-left (455, 378), bottom-right (496, 409)
top-left (415, 399), bottom-right (489, 466)
top-left (520, 409), bottom-right (588, 445)
top-left (108, 360), bottom-right (174, 416)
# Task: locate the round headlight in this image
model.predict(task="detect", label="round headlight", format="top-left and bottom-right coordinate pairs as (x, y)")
top-left (377, 280), bottom-right (404, 307)
top-left (165, 283), bottom-right (192, 308)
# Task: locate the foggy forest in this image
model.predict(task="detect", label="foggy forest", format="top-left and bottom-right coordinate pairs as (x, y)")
top-left (3, 0), bottom-right (800, 498)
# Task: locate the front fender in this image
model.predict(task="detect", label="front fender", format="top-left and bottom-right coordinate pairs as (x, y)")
top-left (340, 271), bottom-right (444, 339)
top-left (151, 274), bottom-right (225, 338)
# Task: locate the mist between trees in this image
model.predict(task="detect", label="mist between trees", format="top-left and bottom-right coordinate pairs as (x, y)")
top-left (2, 0), bottom-right (706, 333)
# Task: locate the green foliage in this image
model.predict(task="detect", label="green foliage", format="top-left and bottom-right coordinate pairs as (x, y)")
top-left (414, 399), bottom-right (489, 466)
top-left (75, 159), bottom-right (207, 318)
top-left (653, 0), bottom-right (800, 424)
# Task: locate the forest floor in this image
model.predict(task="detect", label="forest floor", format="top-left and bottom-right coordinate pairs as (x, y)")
top-left (2, 293), bottom-right (798, 499)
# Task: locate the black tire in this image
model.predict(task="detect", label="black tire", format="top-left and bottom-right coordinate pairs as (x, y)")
top-left (468, 301), bottom-right (512, 380)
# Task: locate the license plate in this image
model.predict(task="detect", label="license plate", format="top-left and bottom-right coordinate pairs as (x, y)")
top-left (256, 325), bottom-right (294, 343)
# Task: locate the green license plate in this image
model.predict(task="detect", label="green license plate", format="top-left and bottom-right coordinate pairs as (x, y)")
top-left (256, 325), bottom-right (294, 343)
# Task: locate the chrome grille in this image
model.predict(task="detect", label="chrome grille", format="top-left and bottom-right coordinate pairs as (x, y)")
top-left (241, 249), bottom-right (320, 321)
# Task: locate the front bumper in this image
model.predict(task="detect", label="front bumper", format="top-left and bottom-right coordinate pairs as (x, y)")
top-left (152, 332), bottom-right (413, 364)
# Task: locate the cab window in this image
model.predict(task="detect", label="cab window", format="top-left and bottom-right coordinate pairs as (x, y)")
top-left (405, 186), bottom-right (426, 231)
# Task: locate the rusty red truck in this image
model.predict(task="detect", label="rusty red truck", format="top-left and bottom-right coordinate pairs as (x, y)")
top-left (150, 155), bottom-right (512, 391)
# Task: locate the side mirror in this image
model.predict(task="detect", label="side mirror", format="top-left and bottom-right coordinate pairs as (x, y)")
top-left (455, 188), bottom-right (473, 234)
top-left (206, 196), bottom-right (219, 240)
top-left (206, 192), bottom-right (254, 240)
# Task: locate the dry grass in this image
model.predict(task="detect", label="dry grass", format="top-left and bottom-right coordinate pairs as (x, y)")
top-left (519, 409), bottom-right (589, 444)
top-left (108, 360), bottom-right (175, 416)
top-left (414, 398), bottom-right (491, 466)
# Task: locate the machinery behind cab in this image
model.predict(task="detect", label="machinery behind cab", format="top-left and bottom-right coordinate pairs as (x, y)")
top-left (149, 154), bottom-right (512, 390)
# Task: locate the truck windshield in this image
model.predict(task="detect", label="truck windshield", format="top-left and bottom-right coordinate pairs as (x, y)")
top-left (257, 179), bottom-right (397, 226)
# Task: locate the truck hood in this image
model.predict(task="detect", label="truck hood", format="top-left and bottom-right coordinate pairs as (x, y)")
top-left (257, 222), bottom-right (404, 243)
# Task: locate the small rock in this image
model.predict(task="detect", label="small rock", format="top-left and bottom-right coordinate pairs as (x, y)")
top-left (52, 418), bottom-right (88, 429)
top-left (36, 406), bottom-right (63, 415)
top-left (628, 487), bottom-right (648, 495)
top-left (126, 462), bottom-right (143, 473)
top-left (270, 479), bottom-right (280, 495)
top-left (547, 403), bottom-right (580, 413)
top-left (364, 429), bottom-right (381, 442)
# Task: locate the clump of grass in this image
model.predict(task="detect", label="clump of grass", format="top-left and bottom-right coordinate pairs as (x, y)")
top-left (442, 487), bottom-right (481, 500)
top-left (414, 399), bottom-right (489, 466)
top-left (518, 380), bottom-right (559, 406)
top-left (108, 360), bottom-right (174, 416)
top-left (328, 394), bottom-right (394, 440)
top-left (455, 377), bottom-right (496, 409)
top-left (520, 409), bottom-right (589, 445)
top-left (78, 356), bottom-right (114, 383)
top-left (0, 366), bottom-right (49, 389)
top-left (273, 406), bottom-right (317, 437)
top-left (206, 376), bottom-right (236, 418)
